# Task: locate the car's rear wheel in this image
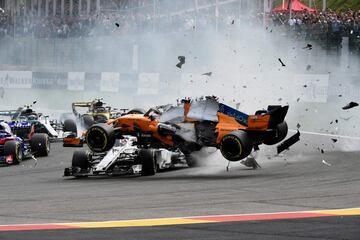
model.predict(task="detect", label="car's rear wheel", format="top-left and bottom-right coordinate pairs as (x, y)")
top-left (82, 114), bottom-right (95, 128)
top-left (4, 140), bottom-right (22, 164)
top-left (63, 119), bottom-right (77, 135)
top-left (30, 133), bottom-right (50, 157)
top-left (72, 150), bottom-right (91, 177)
top-left (139, 149), bottom-right (156, 176)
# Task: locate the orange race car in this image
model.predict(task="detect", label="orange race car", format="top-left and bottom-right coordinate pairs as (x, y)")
top-left (83, 96), bottom-right (298, 164)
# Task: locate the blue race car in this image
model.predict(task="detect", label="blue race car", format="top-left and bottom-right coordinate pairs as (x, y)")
top-left (0, 121), bottom-right (49, 165)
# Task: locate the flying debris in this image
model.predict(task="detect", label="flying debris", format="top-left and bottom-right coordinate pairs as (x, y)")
top-left (331, 138), bottom-right (338, 143)
top-left (202, 72), bottom-right (212, 77)
top-left (320, 149), bottom-right (324, 154)
top-left (322, 159), bottom-right (332, 167)
top-left (231, 19), bottom-right (235, 25)
top-left (306, 65), bottom-right (311, 71)
top-left (115, 23), bottom-right (120, 27)
top-left (296, 98), bottom-right (300, 102)
top-left (342, 102), bottom-right (359, 110)
top-left (278, 58), bottom-right (286, 67)
top-left (338, 94), bottom-right (342, 97)
top-left (176, 56), bottom-right (186, 68)
top-left (296, 123), bottom-right (301, 129)
top-left (240, 156), bottom-right (261, 169)
top-left (276, 131), bottom-right (300, 154)
top-left (303, 84), bottom-right (308, 88)
top-left (303, 44), bottom-right (313, 50)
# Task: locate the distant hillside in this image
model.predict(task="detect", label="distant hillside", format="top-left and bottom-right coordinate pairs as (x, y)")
top-left (272, 0), bottom-right (360, 11)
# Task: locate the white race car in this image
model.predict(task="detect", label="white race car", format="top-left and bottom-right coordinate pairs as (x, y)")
top-left (64, 136), bottom-right (187, 177)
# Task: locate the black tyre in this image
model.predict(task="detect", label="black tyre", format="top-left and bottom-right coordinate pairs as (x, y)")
top-left (139, 149), bottom-right (156, 176)
top-left (127, 108), bottom-right (146, 115)
top-left (30, 133), bottom-right (50, 157)
top-left (72, 150), bottom-right (90, 169)
top-left (63, 119), bottom-right (77, 134)
top-left (220, 130), bottom-right (252, 161)
top-left (86, 123), bottom-right (115, 153)
top-left (4, 140), bottom-right (23, 164)
top-left (263, 121), bottom-right (288, 145)
top-left (82, 114), bottom-right (95, 128)
top-left (93, 114), bottom-right (108, 123)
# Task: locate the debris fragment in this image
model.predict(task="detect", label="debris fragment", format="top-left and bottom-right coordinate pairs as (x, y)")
top-left (342, 102), bottom-right (359, 110)
top-left (115, 23), bottom-right (120, 27)
top-left (303, 84), bottom-right (307, 88)
top-left (303, 43), bottom-right (313, 50)
top-left (278, 58), bottom-right (286, 67)
top-left (240, 156), bottom-right (261, 169)
top-left (296, 123), bottom-right (301, 129)
top-left (296, 98), bottom-right (300, 102)
top-left (176, 56), bottom-right (186, 69)
top-left (277, 131), bottom-right (300, 154)
top-left (202, 72), bottom-right (212, 77)
top-left (322, 159), bottom-right (332, 167)
top-left (331, 138), bottom-right (338, 143)
top-left (338, 94), bottom-right (342, 97)
top-left (306, 65), bottom-right (311, 71)
top-left (320, 149), bottom-right (324, 154)
top-left (231, 19), bottom-right (235, 25)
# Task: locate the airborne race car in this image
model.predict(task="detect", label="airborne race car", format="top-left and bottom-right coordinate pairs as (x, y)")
top-left (0, 122), bottom-right (50, 165)
top-left (64, 97), bottom-right (297, 177)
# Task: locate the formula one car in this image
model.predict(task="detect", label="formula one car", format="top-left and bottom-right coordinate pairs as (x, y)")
top-left (81, 96), bottom-right (296, 168)
top-left (64, 135), bottom-right (187, 177)
top-left (71, 98), bottom-right (140, 129)
top-left (0, 101), bottom-right (77, 141)
top-left (0, 121), bottom-right (50, 165)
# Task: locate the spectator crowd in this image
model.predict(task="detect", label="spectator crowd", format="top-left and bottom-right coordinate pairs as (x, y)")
top-left (270, 10), bottom-right (360, 52)
top-left (0, 5), bottom-right (359, 52)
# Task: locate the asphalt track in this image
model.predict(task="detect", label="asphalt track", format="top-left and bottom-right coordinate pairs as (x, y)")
top-left (0, 133), bottom-right (360, 239)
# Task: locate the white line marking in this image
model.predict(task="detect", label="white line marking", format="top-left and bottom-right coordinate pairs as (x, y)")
top-left (289, 129), bottom-right (360, 140)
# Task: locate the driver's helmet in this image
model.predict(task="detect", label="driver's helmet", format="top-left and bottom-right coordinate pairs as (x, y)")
top-left (27, 114), bottom-right (38, 121)
top-left (0, 122), bottom-right (12, 134)
top-left (94, 107), bottom-right (106, 113)
top-left (23, 108), bottom-right (34, 115)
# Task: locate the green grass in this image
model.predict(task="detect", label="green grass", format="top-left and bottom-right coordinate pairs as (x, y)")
top-left (273, 0), bottom-right (360, 11)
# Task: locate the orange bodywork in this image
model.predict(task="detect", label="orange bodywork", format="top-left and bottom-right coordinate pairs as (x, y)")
top-left (63, 137), bottom-right (83, 146)
top-left (108, 103), bottom-right (272, 147)
top-left (215, 113), bottom-right (270, 144)
top-left (111, 114), bottom-right (174, 146)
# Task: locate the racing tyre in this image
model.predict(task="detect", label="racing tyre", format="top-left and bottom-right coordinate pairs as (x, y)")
top-left (263, 121), bottom-right (288, 145)
top-left (139, 149), bottom-right (156, 176)
top-left (82, 114), bottom-right (95, 128)
top-left (127, 108), bottom-right (146, 115)
top-left (72, 150), bottom-right (90, 170)
top-left (220, 130), bottom-right (252, 161)
top-left (30, 133), bottom-right (50, 157)
top-left (4, 140), bottom-right (23, 164)
top-left (86, 123), bottom-right (115, 153)
top-left (63, 119), bottom-right (77, 134)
